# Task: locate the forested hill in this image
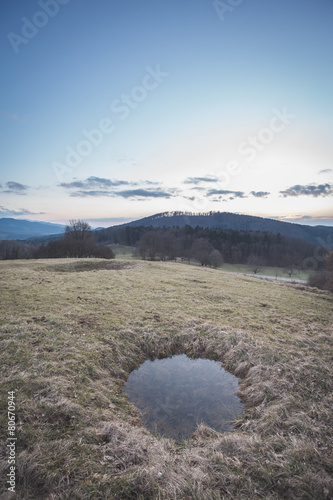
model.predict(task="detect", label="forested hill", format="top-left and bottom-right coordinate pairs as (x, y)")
top-left (0, 218), bottom-right (66, 240)
top-left (111, 211), bottom-right (333, 246)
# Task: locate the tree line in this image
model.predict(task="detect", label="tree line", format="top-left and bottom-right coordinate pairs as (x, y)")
top-left (96, 224), bottom-right (324, 270)
top-left (0, 221), bottom-right (328, 273)
top-left (0, 220), bottom-right (114, 260)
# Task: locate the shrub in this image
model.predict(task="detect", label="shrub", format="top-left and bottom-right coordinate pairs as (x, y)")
top-left (308, 271), bottom-right (333, 293)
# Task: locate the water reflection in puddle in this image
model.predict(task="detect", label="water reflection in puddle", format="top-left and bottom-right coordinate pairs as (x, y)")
top-left (124, 354), bottom-right (243, 441)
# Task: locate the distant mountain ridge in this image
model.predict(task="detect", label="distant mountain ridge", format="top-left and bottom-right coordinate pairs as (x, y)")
top-left (113, 211), bottom-right (333, 247)
top-left (0, 218), bottom-right (66, 240)
top-left (1, 213), bottom-right (332, 248)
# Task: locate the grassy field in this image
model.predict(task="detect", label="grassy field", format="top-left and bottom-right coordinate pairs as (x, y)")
top-left (0, 258), bottom-right (332, 499)
top-left (109, 245), bottom-right (310, 280)
top-left (110, 244), bottom-right (136, 260)
top-left (216, 263), bottom-right (309, 281)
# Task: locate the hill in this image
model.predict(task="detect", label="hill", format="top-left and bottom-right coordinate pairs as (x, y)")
top-left (0, 218), bottom-right (66, 240)
top-left (113, 211), bottom-right (333, 246)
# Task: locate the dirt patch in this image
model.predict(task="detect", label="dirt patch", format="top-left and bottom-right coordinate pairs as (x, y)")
top-left (42, 259), bottom-right (136, 273)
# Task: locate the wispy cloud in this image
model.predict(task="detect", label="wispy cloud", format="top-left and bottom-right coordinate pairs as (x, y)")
top-left (88, 217), bottom-right (134, 225)
top-left (117, 189), bottom-right (174, 199)
top-left (60, 177), bottom-right (168, 200)
top-left (318, 169), bottom-right (332, 175)
top-left (60, 177), bottom-right (160, 190)
top-left (60, 177), bottom-right (131, 189)
top-left (276, 214), bottom-right (333, 227)
top-left (3, 181), bottom-right (28, 195)
top-left (70, 190), bottom-right (115, 198)
top-left (250, 191), bottom-right (270, 198)
top-left (280, 183), bottom-right (332, 197)
top-left (71, 188), bottom-right (174, 199)
top-left (0, 110), bottom-right (27, 123)
top-left (207, 189), bottom-right (246, 199)
top-left (0, 206), bottom-right (44, 217)
top-left (184, 176), bottom-right (219, 185)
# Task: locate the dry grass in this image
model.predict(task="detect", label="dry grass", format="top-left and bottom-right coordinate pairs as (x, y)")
top-left (0, 258), bottom-right (332, 499)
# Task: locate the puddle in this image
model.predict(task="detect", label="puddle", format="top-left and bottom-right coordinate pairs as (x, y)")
top-left (124, 354), bottom-right (243, 441)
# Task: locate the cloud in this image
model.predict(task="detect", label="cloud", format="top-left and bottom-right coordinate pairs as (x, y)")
top-left (190, 186), bottom-right (207, 191)
top-left (276, 214), bottom-right (333, 227)
top-left (116, 157), bottom-right (137, 167)
top-left (60, 177), bottom-right (160, 190)
top-left (207, 189), bottom-right (246, 198)
top-left (117, 189), bottom-right (173, 199)
top-left (88, 176), bottom-right (130, 187)
top-left (70, 190), bottom-right (115, 198)
top-left (60, 177), bottom-right (131, 189)
top-left (250, 191), bottom-right (270, 198)
top-left (60, 180), bottom-right (86, 189)
top-left (88, 217), bottom-right (135, 226)
top-left (0, 110), bottom-right (26, 123)
top-left (184, 176), bottom-right (219, 185)
top-left (318, 169), bottom-right (332, 174)
top-left (140, 180), bottom-right (160, 185)
top-left (280, 183), bottom-right (333, 197)
top-left (0, 206), bottom-right (44, 217)
top-left (71, 188), bottom-right (174, 199)
top-left (204, 189), bottom-right (247, 203)
top-left (61, 177), bottom-right (167, 200)
top-left (3, 181), bottom-right (28, 195)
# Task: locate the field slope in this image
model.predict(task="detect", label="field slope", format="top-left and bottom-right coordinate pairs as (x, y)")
top-left (0, 258), bottom-right (332, 499)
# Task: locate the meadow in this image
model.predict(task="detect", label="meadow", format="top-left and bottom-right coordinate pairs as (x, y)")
top-left (0, 258), bottom-right (332, 499)
top-left (110, 244), bottom-right (310, 280)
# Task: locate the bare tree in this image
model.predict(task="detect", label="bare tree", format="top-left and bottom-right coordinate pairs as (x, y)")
top-left (284, 265), bottom-right (299, 278)
top-left (65, 220), bottom-right (92, 242)
top-left (248, 255), bottom-right (264, 274)
top-left (63, 220), bottom-right (93, 258)
top-left (137, 231), bottom-right (159, 261)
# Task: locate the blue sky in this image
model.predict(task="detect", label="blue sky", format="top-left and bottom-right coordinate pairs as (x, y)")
top-left (1, 0), bottom-right (333, 227)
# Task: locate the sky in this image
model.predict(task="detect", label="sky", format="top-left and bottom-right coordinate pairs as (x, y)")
top-left (1, 0), bottom-right (333, 227)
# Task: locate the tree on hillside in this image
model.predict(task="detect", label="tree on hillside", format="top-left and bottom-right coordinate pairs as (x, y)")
top-left (209, 249), bottom-right (224, 268)
top-left (137, 231), bottom-right (160, 261)
top-left (191, 238), bottom-right (214, 266)
top-left (33, 220), bottom-right (114, 259)
top-left (63, 220), bottom-right (94, 258)
top-left (307, 251), bottom-right (333, 294)
top-left (65, 220), bottom-right (92, 242)
top-left (284, 265), bottom-right (299, 279)
top-left (248, 255), bottom-right (264, 274)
